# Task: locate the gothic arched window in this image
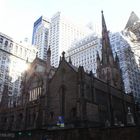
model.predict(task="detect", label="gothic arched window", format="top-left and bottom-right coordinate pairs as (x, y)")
top-left (28, 73), bottom-right (43, 101)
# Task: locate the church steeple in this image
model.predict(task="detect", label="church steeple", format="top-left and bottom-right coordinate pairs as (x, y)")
top-left (96, 11), bottom-right (122, 89)
top-left (102, 10), bottom-right (107, 36)
top-left (101, 11), bottom-right (114, 66)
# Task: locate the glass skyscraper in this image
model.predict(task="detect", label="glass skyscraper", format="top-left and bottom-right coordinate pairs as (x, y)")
top-left (32, 16), bottom-right (50, 60)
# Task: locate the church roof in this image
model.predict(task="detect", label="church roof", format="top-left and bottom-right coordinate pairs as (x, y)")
top-left (125, 11), bottom-right (139, 29)
top-left (30, 57), bottom-right (47, 69)
top-left (67, 62), bottom-right (78, 72)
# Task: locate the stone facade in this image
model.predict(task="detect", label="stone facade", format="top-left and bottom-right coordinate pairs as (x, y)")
top-left (0, 51), bottom-right (138, 131)
top-left (0, 11), bottom-right (140, 140)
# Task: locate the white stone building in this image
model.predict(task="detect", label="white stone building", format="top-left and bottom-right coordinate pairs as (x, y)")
top-left (49, 12), bottom-right (92, 67)
top-left (67, 33), bottom-right (101, 74)
top-left (0, 32), bottom-right (37, 100)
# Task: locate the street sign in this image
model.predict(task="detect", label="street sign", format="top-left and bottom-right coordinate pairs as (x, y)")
top-left (57, 116), bottom-right (65, 127)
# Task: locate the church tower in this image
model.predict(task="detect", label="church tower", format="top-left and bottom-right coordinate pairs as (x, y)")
top-left (97, 11), bottom-right (122, 89)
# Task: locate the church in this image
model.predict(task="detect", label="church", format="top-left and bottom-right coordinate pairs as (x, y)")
top-left (0, 11), bottom-right (139, 140)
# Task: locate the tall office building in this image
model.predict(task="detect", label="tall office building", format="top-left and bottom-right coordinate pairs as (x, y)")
top-left (67, 33), bottom-right (101, 74)
top-left (0, 32), bottom-right (37, 100)
top-left (121, 11), bottom-right (140, 102)
top-left (49, 12), bottom-right (92, 67)
top-left (32, 16), bottom-right (50, 60)
top-left (110, 31), bottom-right (140, 101)
top-left (124, 11), bottom-right (140, 65)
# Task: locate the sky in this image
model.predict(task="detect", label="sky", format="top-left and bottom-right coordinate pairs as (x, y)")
top-left (0, 0), bottom-right (140, 43)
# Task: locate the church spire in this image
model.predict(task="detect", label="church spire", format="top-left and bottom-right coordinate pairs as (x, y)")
top-left (97, 11), bottom-right (122, 89)
top-left (101, 10), bottom-right (107, 36)
top-left (101, 11), bottom-right (114, 65)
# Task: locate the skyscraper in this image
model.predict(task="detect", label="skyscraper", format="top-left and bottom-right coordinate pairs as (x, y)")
top-left (0, 32), bottom-right (37, 100)
top-left (110, 31), bottom-right (140, 102)
top-left (49, 12), bottom-right (92, 67)
top-left (32, 16), bottom-right (50, 60)
top-left (67, 33), bottom-right (101, 74)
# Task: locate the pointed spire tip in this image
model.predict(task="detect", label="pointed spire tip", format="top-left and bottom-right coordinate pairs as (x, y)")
top-left (101, 10), bottom-right (103, 14)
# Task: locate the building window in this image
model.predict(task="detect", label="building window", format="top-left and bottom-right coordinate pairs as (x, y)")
top-left (15, 46), bottom-right (18, 53)
top-left (0, 38), bottom-right (3, 44)
top-left (10, 43), bottom-right (13, 51)
top-left (5, 40), bottom-right (8, 47)
top-left (20, 47), bottom-right (22, 55)
top-left (10, 43), bottom-right (13, 47)
top-left (29, 87), bottom-right (42, 101)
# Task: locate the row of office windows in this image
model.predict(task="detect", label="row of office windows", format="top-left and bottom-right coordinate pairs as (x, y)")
top-left (0, 36), bottom-right (36, 60)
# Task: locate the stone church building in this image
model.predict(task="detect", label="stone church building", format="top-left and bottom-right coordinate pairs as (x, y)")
top-left (0, 11), bottom-right (139, 140)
